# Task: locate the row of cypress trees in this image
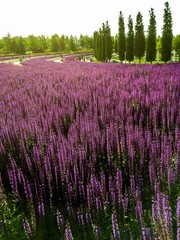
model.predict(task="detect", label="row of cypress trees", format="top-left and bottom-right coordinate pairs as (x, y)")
top-left (93, 21), bottom-right (112, 61)
top-left (93, 2), bottom-right (173, 63)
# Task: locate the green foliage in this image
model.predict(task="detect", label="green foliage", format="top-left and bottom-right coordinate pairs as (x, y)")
top-left (146, 8), bottom-right (157, 63)
top-left (105, 21), bottom-right (112, 60)
top-left (173, 35), bottom-right (180, 60)
top-left (93, 21), bottom-right (112, 61)
top-left (118, 11), bottom-right (126, 62)
top-left (27, 34), bottom-right (49, 53)
top-left (2, 33), bottom-right (13, 54)
top-left (114, 34), bottom-right (118, 54)
top-left (134, 12), bottom-right (145, 63)
top-left (93, 31), bottom-right (100, 60)
top-left (16, 36), bottom-right (26, 55)
top-left (38, 35), bottom-right (49, 53)
top-left (173, 35), bottom-right (180, 51)
top-left (67, 35), bottom-right (78, 51)
top-left (126, 15), bottom-right (134, 62)
top-left (156, 36), bottom-right (161, 52)
top-left (0, 192), bottom-right (26, 239)
top-left (51, 34), bottom-right (60, 52)
top-left (79, 34), bottom-right (93, 50)
top-left (0, 34), bottom-right (92, 55)
top-left (161, 2), bottom-right (173, 63)
top-left (59, 35), bottom-right (66, 52)
top-left (100, 25), bottom-right (105, 61)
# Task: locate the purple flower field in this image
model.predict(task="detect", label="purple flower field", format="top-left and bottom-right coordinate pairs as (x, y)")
top-left (0, 59), bottom-right (179, 239)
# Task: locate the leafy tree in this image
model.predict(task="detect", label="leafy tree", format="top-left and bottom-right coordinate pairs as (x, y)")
top-left (51, 34), bottom-right (60, 52)
top-left (0, 39), bottom-right (5, 54)
top-left (161, 2), bottom-right (173, 63)
top-left (173, 35), bottom-right (180, 60)
top-left (28, 35), bottom-right (40, 53)
top-left (3, 33), bottom-right (12, 54)
top-left (1, 35), bottom-right (27, 55)
top-left (59, 35), bottom-right (66, 52)
top-left (11, 37), bottom-right (18, 54)
top-left (146, 8), bottom-right (156, 63)
top-left (134, 12), bottom-right (145, 63)
top-left (126, 15), bottom-right (134, 63)
top-left (118, 11), bottom-right (126, 62)
top-left (79, 34), bottom-right (86, 49)
top-left (38, 35), bottom-right (49, 53)
top-left (17, 36), bottom-right (26, 54)
top-left (86, 36), bottom-right (93, 49)
top-left (67, 35), bottom-right (77, 51)
top-left (79, 35), bottom-right (93, 50)
top-left (173, 35), bottom-right (180, 51)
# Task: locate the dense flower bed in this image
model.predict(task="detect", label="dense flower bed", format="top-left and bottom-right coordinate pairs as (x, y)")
top-left (0, 59), bottom-right (179, 239)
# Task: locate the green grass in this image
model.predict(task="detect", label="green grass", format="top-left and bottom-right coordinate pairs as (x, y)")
top-left (111, 53), bottom-right (179, 64)
top-left (0, 192), bottom-right (26, 239)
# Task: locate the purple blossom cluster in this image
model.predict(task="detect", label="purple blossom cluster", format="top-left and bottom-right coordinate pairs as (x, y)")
top-left (0, 59), bottom-right (179, 239)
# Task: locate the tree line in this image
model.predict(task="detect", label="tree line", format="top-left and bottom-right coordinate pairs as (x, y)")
top-left (0, 34), bottom-right (93, 55)
top-left (0, 2), bottom-right (180, 62)
top-left (94, 2), bottom-right (179, 63)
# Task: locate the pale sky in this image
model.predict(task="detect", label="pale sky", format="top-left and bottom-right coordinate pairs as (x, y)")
top-left (0, 0), bottom-right (179, 38)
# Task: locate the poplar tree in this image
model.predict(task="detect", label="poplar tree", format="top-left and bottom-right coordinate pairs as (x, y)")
top-left (118, 11), bottom-right (126, 62)
top-left (146, 8), bottom-right (156, 63)
top-left (161, 2), bottom-right (173, 63)
top-left (126, 15), bottom-right (134, 63)
top-left (134, 12), bottom-right (145, 63)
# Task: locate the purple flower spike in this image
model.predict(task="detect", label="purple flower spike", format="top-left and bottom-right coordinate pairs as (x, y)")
top-left (111, 211), bottom-right (120, 240)
top-left (65, 223), bottom-right (74, 240)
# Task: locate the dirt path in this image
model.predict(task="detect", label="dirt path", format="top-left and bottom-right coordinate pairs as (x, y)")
top-left (0, 52), bottom-right (93, 65)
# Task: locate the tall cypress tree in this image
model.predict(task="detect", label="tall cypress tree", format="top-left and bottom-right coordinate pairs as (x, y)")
top-left (99, 28), bottom-right (103, 61)
top-left (134, 12), bottom-right (145, 63)
top-left (118, 11), bottom-right (126, 62)
top-left (100, 23), bottom-right (106, 61)
top-left (93, 22), bottom-right (112, 62)
top-left (161, 2), bottom-right (173, 63)
top-left (99, 22), bottom-right (112, 61)
top-left (146, 8), bottom-right (156, 63)
top-left (105, 21), bottom-right (112, 61)
top-left (93, 31), bottom-right (100, 60)
top-left (126, 15), bottom-right (134, 63)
